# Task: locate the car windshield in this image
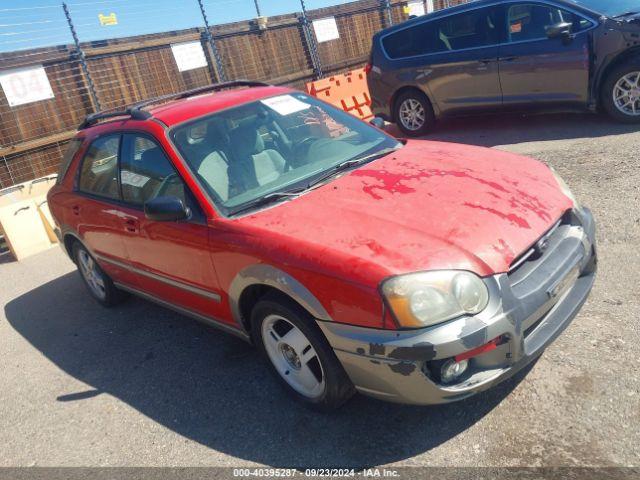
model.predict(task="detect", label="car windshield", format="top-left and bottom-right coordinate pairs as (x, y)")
top-left (569, 0), bottom-right (638, 17)
top-left (171, 92), bottom-right (402, 216)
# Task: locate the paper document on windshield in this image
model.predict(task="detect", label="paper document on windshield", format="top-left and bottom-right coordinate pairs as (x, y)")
top-left (261, 95), bottom-right (311, 116)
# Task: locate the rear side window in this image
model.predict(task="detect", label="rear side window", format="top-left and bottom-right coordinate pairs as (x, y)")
top-left (119, 134), bottom-right (187, 207)
top-left (78, 135), bottom-right (120, 200)
top-left (383, 6), bottom-right (500, 59)
top-left (507, 4), bottom-right (592, 42)
top-left (56, 138), bottom-right (83, 185)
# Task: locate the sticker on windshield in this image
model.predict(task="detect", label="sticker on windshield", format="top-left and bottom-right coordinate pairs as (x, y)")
top-left (261, 95), bottom-right (311, 116)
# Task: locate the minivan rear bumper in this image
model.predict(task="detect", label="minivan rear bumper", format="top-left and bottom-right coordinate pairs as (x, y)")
top-left (318, 208), bottom-right (597, 405)
top-left (367, 75), bottom-right (393, 121)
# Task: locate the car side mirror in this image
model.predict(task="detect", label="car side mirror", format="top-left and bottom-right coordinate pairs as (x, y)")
top-left (546, 22), bottom-right (572, 41)
top-left (369, 117), bottom-right (386, 129)
top-left (144, 196), bottom-right (190, 222)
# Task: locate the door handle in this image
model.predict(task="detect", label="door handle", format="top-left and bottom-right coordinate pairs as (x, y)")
top-left (478, 59), bottom-right (494, 65)
top-left (124, 218), bottom-right (139, 233)
top-left (72, 205), bottom-right (80, 216)
top-left (500, 56), bottom-right (518, 62)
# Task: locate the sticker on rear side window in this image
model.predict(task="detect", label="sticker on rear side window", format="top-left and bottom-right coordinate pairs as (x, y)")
top-left (121, 170), bottom-right (150, 188)
top-left (261, 95), bottom-right (310, 116)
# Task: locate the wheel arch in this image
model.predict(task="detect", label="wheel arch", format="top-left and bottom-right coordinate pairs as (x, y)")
top-left (62, 231), bottom-right (83, 262)
top-left (596, 48), bottom-right (640, 106)
top-left (390, 85), bottom-right (436, 122)
top-left (228, 264), bottom-right (332, 333)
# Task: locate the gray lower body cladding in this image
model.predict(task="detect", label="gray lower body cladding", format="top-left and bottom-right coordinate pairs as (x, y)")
top-left (318, 208), bottom-right (597, 405)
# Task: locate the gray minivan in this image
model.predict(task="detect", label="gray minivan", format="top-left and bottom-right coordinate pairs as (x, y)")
top-left (367, 0), bottom-right (640, 136)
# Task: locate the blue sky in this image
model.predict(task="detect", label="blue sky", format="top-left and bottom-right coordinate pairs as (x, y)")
top-left (0, 0), bottom-right (346, 52)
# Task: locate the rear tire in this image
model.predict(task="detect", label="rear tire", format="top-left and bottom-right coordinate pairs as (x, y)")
top-left (73, 242), bottom-right (127, 307)
top-left (394, 90), bottom-right (436, 137)
top-left (250, 293), bottom-right (355, 411)
top-left (602, 61), bottom-right (640, 123)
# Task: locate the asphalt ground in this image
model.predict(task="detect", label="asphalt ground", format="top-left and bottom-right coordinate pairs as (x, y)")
top-left (1, 112), bottom-right (638, 469)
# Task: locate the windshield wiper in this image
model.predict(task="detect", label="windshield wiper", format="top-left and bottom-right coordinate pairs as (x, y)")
top-left (306, 147), bottom-right (400, 190)
top-left (230, 146), bottom-right (400, 216)
top-left (229, 188), bottom-right (306, 216)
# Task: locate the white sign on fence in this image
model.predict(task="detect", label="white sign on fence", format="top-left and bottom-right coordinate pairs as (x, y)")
top-left (0, 65), bottom-right (55, 107)
top-left (426, 0), bottom-right (435, 13)
top-left (170, 41), bottom-right (208, 72)
top-left (407, 1), bottom-right (426, 16)
top-left (313, 17), bottom-right (340, 43)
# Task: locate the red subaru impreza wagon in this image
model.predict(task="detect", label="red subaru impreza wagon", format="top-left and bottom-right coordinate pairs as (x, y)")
top-left (48, 81), bottom-right (597, 410)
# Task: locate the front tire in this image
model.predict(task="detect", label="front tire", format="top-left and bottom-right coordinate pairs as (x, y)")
top-left (394, 90), bottom-right (435, 137)
top-left (602, 62), bottom-right (640, 123)
top-left (251, 294), bottom-right (355, 411)
top-left (73, 242), bottom-right (127, 307)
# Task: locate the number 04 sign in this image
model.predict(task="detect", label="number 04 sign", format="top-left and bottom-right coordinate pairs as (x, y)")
top-left (0, 65), bottom-right (55, 107)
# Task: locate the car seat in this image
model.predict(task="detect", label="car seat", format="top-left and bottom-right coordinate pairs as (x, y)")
top-left (228, 125), bottom-right (286, 197)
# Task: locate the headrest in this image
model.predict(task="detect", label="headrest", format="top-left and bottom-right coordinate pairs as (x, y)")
top-left (140, 147), bottom-right (162, 164)
top-left (204, 119), bottom-right (230, 149)
top-left (230, 125), bottom-right (264, 159)
top-left (140, 147), bottom-right (173, 176)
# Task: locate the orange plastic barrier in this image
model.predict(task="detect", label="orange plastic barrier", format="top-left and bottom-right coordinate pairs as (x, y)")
top-left (306, 68), bottom-right (374, 122)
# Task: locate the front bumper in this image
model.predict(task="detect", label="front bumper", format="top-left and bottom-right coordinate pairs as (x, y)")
top-left (318, 208), bottom-right (597, 405)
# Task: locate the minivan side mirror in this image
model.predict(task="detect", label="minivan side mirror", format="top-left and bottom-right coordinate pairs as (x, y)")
top-left (369, 117), bottom-right (386, 129)
top-left (546, 22), bottom-right (572, 41)
top-left (144, 196), bottom-right (190, 222)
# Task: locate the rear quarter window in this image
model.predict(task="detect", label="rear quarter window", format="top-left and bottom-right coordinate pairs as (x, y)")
top-left (382, 7), bottom-right (500, 59)
top-left (78, 135), bottom-right (121, 200)
top-left (56, 138), bottom-right (84, 185)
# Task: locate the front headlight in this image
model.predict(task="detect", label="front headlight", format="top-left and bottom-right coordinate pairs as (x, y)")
top-left (381, 271), bottom-right (489, 328)
top-left (550, 167), bottom-right (581, 211)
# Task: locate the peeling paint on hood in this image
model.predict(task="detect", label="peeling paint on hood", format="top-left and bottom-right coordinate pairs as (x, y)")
top-left (237, 140), bottom-right (573, 285)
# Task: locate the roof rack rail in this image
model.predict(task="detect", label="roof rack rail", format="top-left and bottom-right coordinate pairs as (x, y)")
top-left (131, 80), bottom-right (271, 110)
top-left (79, 108), bottom-right (152, 130)
top-left (79, 80), bottom-right (270, 130)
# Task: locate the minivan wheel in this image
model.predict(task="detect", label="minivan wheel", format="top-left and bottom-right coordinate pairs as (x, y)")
top-left (251, 294), bottom-right (355, 411)
top-left (602, 63), bottom-right (640, 123)
top-left (394, 90), bottom-right (435, 137)
top-left (73, 243), bottom-right (127, 307)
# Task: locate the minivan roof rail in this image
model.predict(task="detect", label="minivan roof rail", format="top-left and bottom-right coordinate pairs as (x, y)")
top-left (79, 80), bottom-right (271, 130)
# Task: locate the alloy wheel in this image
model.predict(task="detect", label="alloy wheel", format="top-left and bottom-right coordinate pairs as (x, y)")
top-left (78, 250), bottom-right (107, 300)
top-left (399, 98), bottom-right (426, 131)
top-left (613, 72), bottom-right (640, 117)
top-left (261, 314), bottom-right (325, 399)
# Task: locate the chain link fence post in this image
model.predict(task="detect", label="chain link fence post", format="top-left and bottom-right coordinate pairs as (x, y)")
top-left (299, 0), bottom-right (323, 79)
top-left (62, 2), bottom-right (101, 112)
top-left (2, 156), bottom-right (15, 189)
top-left (196, 0), bottom-right (227, 82)
top-left (381, 0), bottom-right (393, 27)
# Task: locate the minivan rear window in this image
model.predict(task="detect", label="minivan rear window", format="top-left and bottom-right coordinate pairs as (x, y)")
top-left (382, 6), bottom-right (500, 59)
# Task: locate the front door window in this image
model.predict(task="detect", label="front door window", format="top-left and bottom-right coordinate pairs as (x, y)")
top-left (119, 134), bottom-right (187, 207)
top-left (506, 3), bottom-right (592, 43)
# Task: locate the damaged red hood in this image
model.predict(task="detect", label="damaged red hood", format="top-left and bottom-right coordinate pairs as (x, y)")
top-left (237, 140), bottom-right (573, 282)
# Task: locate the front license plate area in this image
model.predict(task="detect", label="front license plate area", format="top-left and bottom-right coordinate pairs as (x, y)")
top-left (547, 264), bottom-right (581, 300)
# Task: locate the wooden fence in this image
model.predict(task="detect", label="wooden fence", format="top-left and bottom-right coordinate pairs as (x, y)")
top-left (0, 0), bottom-right (466, 188)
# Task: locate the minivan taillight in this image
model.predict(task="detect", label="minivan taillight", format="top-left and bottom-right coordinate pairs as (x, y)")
top-left (364, 63), bottom-right (373, 75)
